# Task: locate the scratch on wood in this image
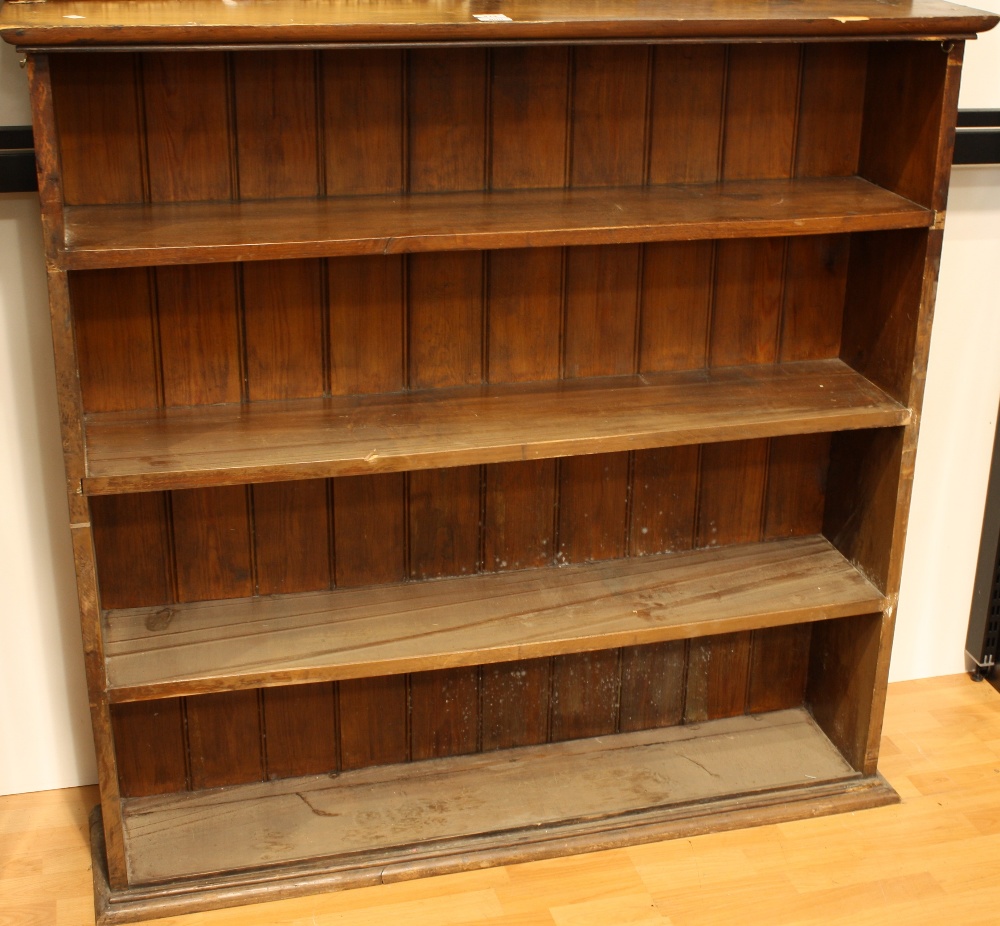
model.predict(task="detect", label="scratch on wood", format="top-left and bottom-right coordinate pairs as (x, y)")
top-left (297, 792), bottom-right (341, 819)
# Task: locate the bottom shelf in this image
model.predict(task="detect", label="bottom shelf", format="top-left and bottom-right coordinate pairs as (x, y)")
top-left (97, 708), bottom-right (899, 922)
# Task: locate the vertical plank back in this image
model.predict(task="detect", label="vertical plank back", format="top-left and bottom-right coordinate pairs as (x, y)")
top-left (71, 269), bottom-right (159, 413)
top-left (262, 683), bottom-right (338, 780)
top-left (244, 260), bottom-right (325, 401)
top-left (490, 47), bottom-right (569, 190)
top-left (648, 46), bottom-right (725, 184)
top-left (143, 52), bottom-right (233, 203)
top-left (49, 53), bottom-right (145, 206)
top-left (408, 48), bottom-right (487, 193)
top-left (323, 49), bottom-right (404, 196)
top-left (111, 701), bottom-right (187, 798)
top-left (186, 690), bottom-right (264, 789)
top-left (233, 51), bottom-right (320, 200)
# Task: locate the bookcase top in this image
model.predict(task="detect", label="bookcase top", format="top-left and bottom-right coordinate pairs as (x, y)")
top-left (2, 0), bottom-right (996, 48)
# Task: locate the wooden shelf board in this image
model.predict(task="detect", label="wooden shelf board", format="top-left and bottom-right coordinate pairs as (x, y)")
top-left (119, 709), bottom-right (861, 887)
top-left (82, 359), bottom-right (910, 496)
top-left (103, 535), bottom-right (885, 702)
top-left (3, 0), bottom-right (996, 47)
top-left (57, 178), bottom-right (931, 270)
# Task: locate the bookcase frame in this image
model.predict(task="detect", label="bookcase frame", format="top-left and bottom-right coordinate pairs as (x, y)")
top-left (3, 0), bottom-right (997, 922)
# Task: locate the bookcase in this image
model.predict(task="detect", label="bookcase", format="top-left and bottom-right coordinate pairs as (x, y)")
top-left (3, 0), bottom-right (996, 921)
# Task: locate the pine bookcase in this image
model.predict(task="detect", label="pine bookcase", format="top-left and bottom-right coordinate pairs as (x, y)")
top-left (2, 0), bottom-right (996, 921)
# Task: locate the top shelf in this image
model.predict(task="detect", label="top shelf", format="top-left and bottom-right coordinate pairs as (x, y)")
top-left (58, 178), bottom-right (931, 270)
top-left (2, 0), bottom-right (996, 47)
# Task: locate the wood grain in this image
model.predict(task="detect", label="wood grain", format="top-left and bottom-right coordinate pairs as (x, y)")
top-left (859, 42), bottom-right (950, 209)
top-left (262, 683), bottom-right (338, 780)
top-left (483, 461), bottom-right (557, 572)
top-left (80, 359), bottom-right (910, 494)
top-left (142, 52), bottom-right (232, 203)
top-left (49, 53), bottom-right (144, 206)
top-left (252, 480), bottom-right (331, 596)
top-left (119, 709), bottom-right (858, 885)
top-left (490, 47), bottom-right (569, 190)
top-left (323, 49), bottom-right (403, 196)
top-left (563, 245), bottom-right (640, 379)
top-left (338, 676), bottom-right (408, 770)
top-left (233, 51), bottom-right (320, 200)
top-left (408, 251), bottom-right (484, 389)
top-left (410, 667), bottom-right (480, 760)
top-left (723, 45), bottom-right (801, 181)
top-left (648, 45), bottom-right (725, 184)
top-left (748, 623), bottom-right (812, 713)
top-left (763, 433), bottom-right (831, 540)
top-left (185, 690), bottom-right (264, 790)
top-left (481, 658), bottom-right (550, 750)
top-left (101, 535), bottom-right (885, 702)
top-left (550, 650), bottom-right (620, 740)
top-left (111, 699), bottom-right (187, 798)
top-left (7, 0), bottom-right (994, 46)
top-left (57, 178), bottom-right (933, 270)
top-left (619, 641), bottom-right (686, 732)
top-left (18, 3), bottom-right (993, 918)
top-left (697, 439), bottom-right (768, 548)
top-left (408, 48), bottom-right (486, 193)
top-left (155, 264), bottom-right (241, 408)
top-left (629, 446), bottom-right (700, 556)
top-left (685, 631), bottom-right (753, 722)
top-left (408, 466), bottom-right (481, 580)
top-left (487, 248), bottom-right (562, 384)
top-left (328, 254), bottom-right (405, 396)
top-left (71, 268), bottom-right (159, 413)
top-left (558, 453), bottom-right (629, 563)
top-left (332, 474), bottom-right (406, 588)
top-left (90, 493), bottom-right (172, 610)
top-left (807, 612), bottom-right (883, 771)
top-left (243, 259), bottom-right (325, 401)
top-left (639, 241), bottom-right (714, 373)
top-left (779, 234), bottom-right (849, 362)
top-left (170, 486), bottom-right (253, 602)
top-left (710, 238), bottom-right (784, 368)
top-left (841, 229), bottom-right (928, 406)
top-left (795, 44), bottom-right (867, 178)
top-left (570, 46), bottom-right (648, 187)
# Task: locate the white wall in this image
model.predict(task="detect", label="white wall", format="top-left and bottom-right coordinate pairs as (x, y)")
top-left (0, 18), bottom-right (997, 795)
top-left (0, 39), bottom-right (96, 795)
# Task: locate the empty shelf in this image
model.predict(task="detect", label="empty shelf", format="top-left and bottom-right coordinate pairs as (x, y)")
top-left (59, 178), bottom-right (931, 270)
top-left (82, 359), bottom-right (910, 496)
top-left (103, 535), bottom-right (886, 702)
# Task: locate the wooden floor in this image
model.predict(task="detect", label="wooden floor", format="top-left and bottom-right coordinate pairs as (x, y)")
top-left (3, 674), bottom-right (1000, 926)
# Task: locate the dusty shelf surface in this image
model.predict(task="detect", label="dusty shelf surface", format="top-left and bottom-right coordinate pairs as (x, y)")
top-left (122, 708), bottom-right (858, 885)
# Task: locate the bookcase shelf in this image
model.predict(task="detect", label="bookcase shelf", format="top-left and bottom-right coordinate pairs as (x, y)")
top-left (117, 709), bottom-right (867, 888)
top-left (82, 359), bottom-right (908, 495)
top-left (59, 177), bottom-right (931, 270)
top-left (6, 0), bottom-right (995, 921)
top-left (102, 535), bottom-right (885, 703)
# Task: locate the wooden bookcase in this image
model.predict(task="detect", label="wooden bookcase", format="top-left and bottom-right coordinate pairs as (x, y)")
top-left (3, 0), bottom-right (996, 921)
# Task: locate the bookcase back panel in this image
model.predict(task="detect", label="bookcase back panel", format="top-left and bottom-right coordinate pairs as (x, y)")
top-left (90, 435), bottom-right (830, 610)
top-left (70, 234), bottom-right (852, 416)
top-left (110, 623), bottom-right (817, 798)
top-left (48, 43), bottom-right (876, 208)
